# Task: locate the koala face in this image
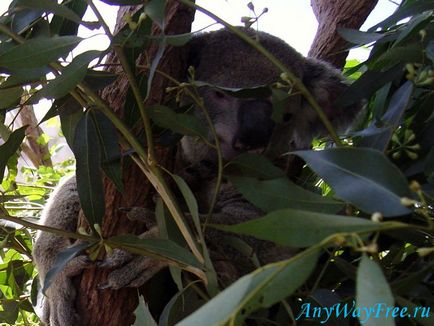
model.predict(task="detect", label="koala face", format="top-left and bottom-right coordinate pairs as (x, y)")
top-left (198, 87), bottom-right (275, 160)
top-left (180, 27), bottom-right (361, 168)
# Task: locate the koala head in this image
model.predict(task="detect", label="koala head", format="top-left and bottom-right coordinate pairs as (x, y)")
top-left (180, 27), bottom-right (360, 167)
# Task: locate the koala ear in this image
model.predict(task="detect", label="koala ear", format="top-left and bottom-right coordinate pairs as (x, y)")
top-left (186, 34), bottom-right (207, 74)
top-left (290, 58), bottom-right (362, 147)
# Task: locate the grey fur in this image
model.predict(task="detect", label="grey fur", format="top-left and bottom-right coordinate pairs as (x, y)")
top-left (33, 27), bottom-right (360, 325)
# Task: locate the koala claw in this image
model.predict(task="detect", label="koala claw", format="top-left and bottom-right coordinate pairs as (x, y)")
top-left (99, 256), bottom-right (167, 290)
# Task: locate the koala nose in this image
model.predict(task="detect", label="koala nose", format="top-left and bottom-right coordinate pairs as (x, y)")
top-left (233, 100), bottom-right (275, 150)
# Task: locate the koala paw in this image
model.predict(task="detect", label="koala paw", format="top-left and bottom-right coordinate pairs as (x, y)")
top-left (98, 255), bottom-right (167, 290)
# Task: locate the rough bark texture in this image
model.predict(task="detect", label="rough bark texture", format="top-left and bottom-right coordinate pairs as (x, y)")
top-left (308, 0), bottom-right (378, 69)
top-left (18, 104), bottom-right (52, 167)
top-left (75, 2), bottom-right (195, 325)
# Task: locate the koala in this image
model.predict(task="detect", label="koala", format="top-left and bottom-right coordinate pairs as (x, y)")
top-left (33, 27), bottom-right (361, 325)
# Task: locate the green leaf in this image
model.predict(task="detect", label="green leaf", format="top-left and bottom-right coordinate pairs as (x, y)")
top-left (43, 242), bottom-right (91, 294)
top-left (395, 12), bottom-right (432, 45)
top-left (10, 8), bottom-right (42, 34)
top-left (144, 0), bottom-right (166, 28)
top-left (107, 235), bottom-right (201, 269)
top-left (369, 0), bottom-right (434, 31)
top-left (0, 86), bottom-right (23, 109)
top-left (336, 65), bottom-right (404, 108)
top-left (29, 50), bottom-right (101, 103)
top-left (171, 174), bottom-right (201, 236)
top-left (0, 36), bottom-right (82, 70)
top-left (149, 105), bottom-right (207, 138)
top-left (0, 300), bottom-right (19, 324)
top-left (372, 44), bottom-right (424, 70)
top-left (338, 28), bottom-right (384, 45)
top-left (226, 153), bottom-right (284, 179)
top-left (178, 248), bottom-right (319, 325)
top-left (165, 33), bottom-right (192, 46)
top-left (0, 67), bottom-right (49, 88)
top-left (50, 0), bottom-right (88, 37)
top-left (57, 97), bottom-right (84, 148)
top-left (356, 255), bottom-right (395, 326)
top-left (84, 70), bottom-right (118, 91)
top-left (230, 176), bottom-right (343, 214)
top-left (92, 111), bottom-right (123, 192)
top-left (356, 81), bottom-right (413, 150)
top-left (133, 296), bottom-right (158, 326)
top-left (14, 0), bottom-right (82, 23)
top-left (100, 0), bottom-right (143, 5)
top-left (215, 208), bottom-right (406, 247)
top-left (73, 112), bottom-right (105, 226)
top-left (0, 126), bottom-right (26, 182)
top-left (294, 148), bottom-right (411, 216)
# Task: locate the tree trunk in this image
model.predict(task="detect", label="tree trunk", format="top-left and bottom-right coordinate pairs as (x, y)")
top-left (308, 0), bottom-right (378, 69)
top-left (75, 2), bottom-right (195, 325)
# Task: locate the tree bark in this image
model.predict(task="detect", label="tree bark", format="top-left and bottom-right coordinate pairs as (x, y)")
top-left (308, 0), bottom-right (378, 69)
top-left (75, 2), bottom-right (195, 325)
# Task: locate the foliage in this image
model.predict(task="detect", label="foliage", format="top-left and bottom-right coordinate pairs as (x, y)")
top-left (0, 0), bottom-right (432, 325)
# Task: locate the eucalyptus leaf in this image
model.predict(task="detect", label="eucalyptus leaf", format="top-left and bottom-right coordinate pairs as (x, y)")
top-left (50, 0), bottom-right (88, 37)
top-left (0, 86), bottom-right (23, 109)
top-left (294, 148), bottom-right (411, 216)
top-left (14, 0), bottom-right (82, 23)
top-left (92, 111), bottom-right (123, 192)
top-left (226, 153), bottom-right (284, 179)
top-left (356, 81), bottom-right (413, 150)
top-left (144, 0), bottom-right (166, 28)
top-left (43, 242), bottom-right (91, 293)
top-left (230, 176), bottom-right (343, 214)
top-left (149, 105), bottom-right (207, 138)
top-left (0, 126), bottom-right (26, 182)
top-left (369, 0), bottom-right (434, 31)
top-left (107, 235), bottom-right (201, 269)
top-left (133, 296), bottom-right (158, 326)
top-left (100, 0), bottom-right (143, 5)
top-left (0, 36), bottom-right (82, 70)
top-left (73, 112), bottom-right (105, 226)
top-left (29, 50), bottom-right (101, 103)
top-left (356, 255), bottom-right (395, 326)
top-left (338, 28), bottom-right (384, 45)
top-left (214, 208), bottom-right (405, 247)
top-left (178, 248), bottom-right (319, 325)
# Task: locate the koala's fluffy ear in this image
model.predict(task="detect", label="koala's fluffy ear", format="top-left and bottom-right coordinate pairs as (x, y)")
top-left (186, 33), bottom-right (207, 77)
top-left (290, 58), bottom-right (362, 147)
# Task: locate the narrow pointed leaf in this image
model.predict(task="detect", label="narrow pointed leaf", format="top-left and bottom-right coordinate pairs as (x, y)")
top-left (178, 248), bottom-right (319, 325)
top-left (43, 242), bottom-right (91, 293)
top-left (0, 86), bottom-right (23, 109)
top-left (0, 36), bottom-right (82, 69)
top-left (15, 0), bottom-right (82, 23)
top-left (107, 235), bottom-right (201, 268)
top-left (0, 126), bottom-right (26, 182)
top-left (30, 51), bottom-right (100, 103)
top-left (294, 148), bottom-right (411, 216)
top-left (215, 208), bottom-right (406, 247)
top-left (92, 111), bottom-right (123, 192)
top-left (356, 255), bottom-right (395, 326)
top-left (149, 105), bottom-right (207, 138)
top-left (73, 112), bottom-right (105, 225)
top-left (230, 176), bottom-right (343, 213)
top-left (227, 153), bottom-right (284, 179)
